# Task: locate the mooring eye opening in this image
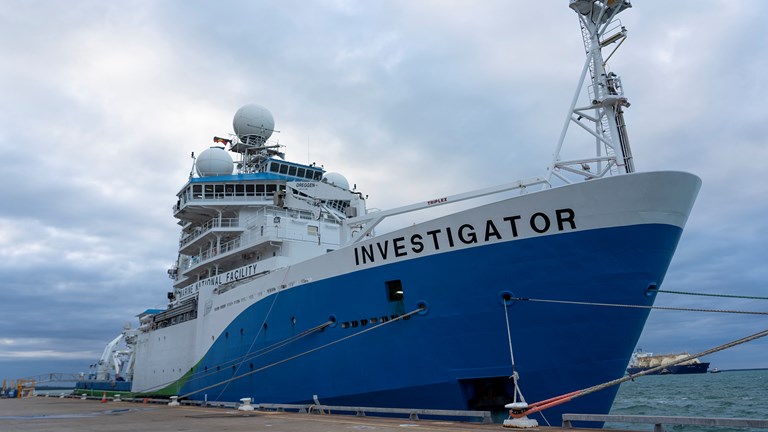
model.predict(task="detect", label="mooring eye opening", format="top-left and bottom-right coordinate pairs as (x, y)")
top-left (498, 290), bottom-right (516, 306)
top-left (327, 314), bottom-right (338, 327)
top-left (416, 300), bottom-right (429, 315)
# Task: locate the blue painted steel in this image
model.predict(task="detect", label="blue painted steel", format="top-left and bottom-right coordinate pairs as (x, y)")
top-left (175, 222), bottom-right (682, 425)
top-left (189, 173), bottom-right (288, 183)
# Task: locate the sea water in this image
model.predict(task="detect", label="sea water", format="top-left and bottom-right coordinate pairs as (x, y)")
top-left (608, 370), bottom-right (768, 431)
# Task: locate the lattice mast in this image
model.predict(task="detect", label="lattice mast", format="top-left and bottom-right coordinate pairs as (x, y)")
top-left (548, 0), bottom-right (634, 185)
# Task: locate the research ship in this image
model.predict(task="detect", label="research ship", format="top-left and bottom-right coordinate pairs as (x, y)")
top-left (627, 349), bottom-right (710, 375)
top-left (84, 0), bottom-right (701, 424)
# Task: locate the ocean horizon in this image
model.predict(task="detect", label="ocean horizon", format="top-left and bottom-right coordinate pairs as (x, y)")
top-left (608, 369), bottom-right (768, 431)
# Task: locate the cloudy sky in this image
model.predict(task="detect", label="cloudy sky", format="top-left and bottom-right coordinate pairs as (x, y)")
top-left (1, 0), bottom-right (766, 384)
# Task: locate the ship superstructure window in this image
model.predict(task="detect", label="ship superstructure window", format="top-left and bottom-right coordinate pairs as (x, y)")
top-left (386, 280), bottom-right (404, 302)
top-left (184, 182), bottom-right (292, 205)
top-left (268, 161), bottom-right (323, 179)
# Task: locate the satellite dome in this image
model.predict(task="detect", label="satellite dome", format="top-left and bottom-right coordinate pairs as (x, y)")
top-left (233, 104), bottom-right (275, 142)
top-left (196, 147), bottom-right (233, 177)
top-left (322, 172), bottom-right (350, 190)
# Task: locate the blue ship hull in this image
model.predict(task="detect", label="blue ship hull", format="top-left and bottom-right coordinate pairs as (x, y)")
top-left (173, 222), bottom-right (681, 424)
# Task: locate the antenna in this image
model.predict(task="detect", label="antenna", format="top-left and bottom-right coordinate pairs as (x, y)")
top-left (547, 0), bottom-right (634, 186)
top-left (229, 104), bottom-right (283, 173)
top-left (188, 151), bottom-right (197, 179)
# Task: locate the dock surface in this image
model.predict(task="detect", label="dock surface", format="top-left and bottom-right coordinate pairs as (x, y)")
top-left (0, 397), bottom-right (603, 432)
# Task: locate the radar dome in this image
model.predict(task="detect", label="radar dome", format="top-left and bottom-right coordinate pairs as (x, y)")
top-left (233, 104), bottom-right (275, 142)
top-left (196, 147), bottom-right (233, 177)
top-left (322, 172), bottom-right (350, 190)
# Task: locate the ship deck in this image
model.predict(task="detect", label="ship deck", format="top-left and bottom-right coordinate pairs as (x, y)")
top-left (1, 396), bottom-right (606, 432)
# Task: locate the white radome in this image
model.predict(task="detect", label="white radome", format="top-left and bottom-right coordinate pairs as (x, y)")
top-left (196, 147), bottom-right (233, 177)
top-left (233, 104), bottom-right (275, 141)
top-left (323, 172), bottom-right (349, 190)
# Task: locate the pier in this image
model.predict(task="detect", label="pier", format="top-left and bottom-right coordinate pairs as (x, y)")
top-left (4, 396), bottom-right (768, 431)
top-left (0, 396), bottom-right (594, 432)
top-left (0, 395), bottom-right (768, 432)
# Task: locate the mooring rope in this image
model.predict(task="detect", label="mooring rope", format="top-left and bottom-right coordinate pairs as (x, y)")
top-left (215, 272), bottom-right (290, 401)
top-left (503, 301), bottom-right (526, 404)
top-left (511, 327), bottom-right (768, 419)
top-left (504, 300), bottom-right (552, 425)
top-left (176, 307), bottom-right (424, 400)
top-left (657, 289), bottom-right (768, 301)
top-left (135, 319), bottom-right (331, 395)
top-left (192, 320), bottom-right (333, 383)
top-left (508, 297), bottom-right (768, 315)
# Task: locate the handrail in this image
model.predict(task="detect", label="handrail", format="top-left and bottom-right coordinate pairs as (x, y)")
top-left (179, 217), bottom-right (241, 248)
top-left (258, 402), bottom-right (492, 423)
top-left (562, 413), bottom-right (768, 430)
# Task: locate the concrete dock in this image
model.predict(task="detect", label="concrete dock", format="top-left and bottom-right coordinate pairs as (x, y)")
top-left (0, 397), bottom-right (603, 432)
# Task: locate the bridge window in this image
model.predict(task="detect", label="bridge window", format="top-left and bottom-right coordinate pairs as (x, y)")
top-left (288, 166), bottom-right (297, 176)
top-left (279, 164), bottom-right (288, 175)
top-left (297, 168), bottom-right (305, 178)
top-left (269, 163), bottom-right (279, 173)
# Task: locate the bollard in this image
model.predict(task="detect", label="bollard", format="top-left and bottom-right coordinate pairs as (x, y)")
top-left (238, 397), bottom-right (255, 411)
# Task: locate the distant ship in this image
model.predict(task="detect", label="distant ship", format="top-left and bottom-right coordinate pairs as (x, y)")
top-left (627, 349), bottom-right (710, 375)
top-left (80, 0), bottom-right (701, 424)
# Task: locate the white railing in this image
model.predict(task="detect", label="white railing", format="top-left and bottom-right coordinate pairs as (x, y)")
top-left (179, 217), bottom-right (240, 248)
top-left (181, 209), bottom-right (341, 271)
top-left (174, 191), bottom-right (275, 213)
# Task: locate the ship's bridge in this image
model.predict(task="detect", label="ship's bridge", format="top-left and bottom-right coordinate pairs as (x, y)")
top-left (172, 159), bottom-right (325, 222)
